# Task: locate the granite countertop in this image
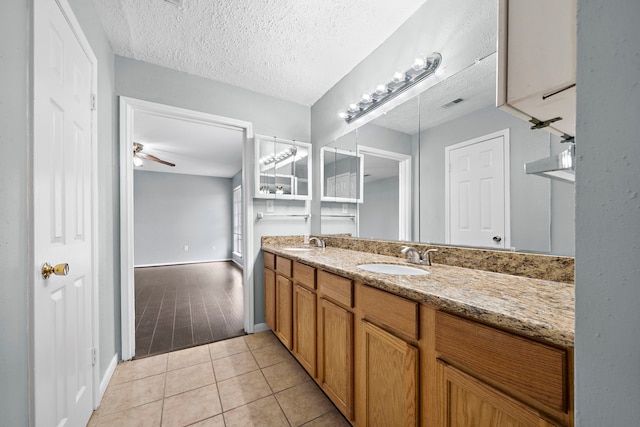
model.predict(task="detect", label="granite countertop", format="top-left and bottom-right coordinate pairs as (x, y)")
top-left (262, 243), bottom-right (575, 348)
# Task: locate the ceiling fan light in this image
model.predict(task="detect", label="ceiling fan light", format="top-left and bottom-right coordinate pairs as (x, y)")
top-left (133, 156), bottom-right (143, 167)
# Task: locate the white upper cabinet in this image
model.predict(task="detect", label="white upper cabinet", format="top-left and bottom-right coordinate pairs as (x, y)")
top-left (255, 135), bottom-right (312, 200)
top-left (497, 0), bottom-right (577, 137)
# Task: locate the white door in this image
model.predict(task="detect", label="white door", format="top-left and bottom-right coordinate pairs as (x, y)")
top-left (33, 0), bottom-right (96, 425)
top-left (446, 131), bottom-right (510, 248)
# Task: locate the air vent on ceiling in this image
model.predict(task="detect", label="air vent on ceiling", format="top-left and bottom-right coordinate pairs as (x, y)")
top-left (442, 98), bottom-right (464, 109)
top-left (164, 0), bottom-right (184, 7)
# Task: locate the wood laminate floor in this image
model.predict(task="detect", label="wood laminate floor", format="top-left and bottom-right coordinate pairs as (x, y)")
top-left (134, 261), bottom-right (244, 359)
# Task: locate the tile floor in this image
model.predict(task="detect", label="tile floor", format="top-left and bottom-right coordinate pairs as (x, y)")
top-left (88, 331), bottom-right (350, 427)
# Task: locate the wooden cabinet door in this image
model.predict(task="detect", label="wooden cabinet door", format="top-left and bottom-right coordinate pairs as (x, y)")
top-left (441, 362), bottom-right (556, 427)
top-left (362, 321), bottom-right (418, 427)
top-left (293, 284), bottom-right (316, 376)
top-left (264, 268), bottom-right (276, 331)
top-left (275, 274), bottom-right (293, 349)
top-left (318, 297), bottom-right (354, 419)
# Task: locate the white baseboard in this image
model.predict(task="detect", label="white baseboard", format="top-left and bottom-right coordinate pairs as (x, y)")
top-left (99, 353), bottom-right (119, 403)
top-left (135, 258), bottom-right (231, 268)
top-left (231, 258), bottom-right (244, 270)
top-left (253, 323), bottom-right (271, 333)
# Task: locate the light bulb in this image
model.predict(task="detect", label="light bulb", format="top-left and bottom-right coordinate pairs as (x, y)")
top-left (348, 103), bottom-right (359, 112)
top-left (361, 93), bottom-right (372, 103)
top-left (337, 110), bottom-right (347, 119)
top-left (392, 71), bottom-right (406, 83)
top-left (412, 57), bottom-right (426, 70)
top-left (133, 156), bottom-right (143, 167)
top-left (375, 84), bottom-right (388, 95)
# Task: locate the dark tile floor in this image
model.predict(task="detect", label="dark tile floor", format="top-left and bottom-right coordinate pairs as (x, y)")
top-left (134, 261), bottom-right (244, 359)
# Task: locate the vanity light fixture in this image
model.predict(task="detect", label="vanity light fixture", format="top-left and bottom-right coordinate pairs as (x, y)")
top-left (259, 146), bottom-right (298, 166)
top-left (338, 52), bottom-right (442, 123)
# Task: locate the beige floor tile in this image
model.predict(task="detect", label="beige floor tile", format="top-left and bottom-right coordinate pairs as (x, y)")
top-left (209, 336), bottom-right (249, 360)
top-left (87, 410), bottom-right (100, 427)
top-left (165, 361), bottom-right (216, 397)
top-left (212, 350), bottom-right (259, 381)
top-left (188, 414), bottom-right (225, 427)
top-left (100, 373), bottom-right (165, 415)
top-left (301, 410), bottom-right (350, 427)
top-left (161, 384), bottom-right (222, 427)
top-left (111, 354), bottom-right (168, 385)
top-left (167, 344), bottom-right (211, 371)
top-left (276, 381), bottom-right (335, 426)
top-left (217, 370), bottom-right (273, 411)
top-left (96, 400), bottom-right (162, 427)
top-left (261, 358), bottom-right (311, 393)
top-left (243, 330), bottom-right (278, 350)
top-left (223, 395), bottom-right (289, 427)
top-left (251, 342), bottom-right (292, 368)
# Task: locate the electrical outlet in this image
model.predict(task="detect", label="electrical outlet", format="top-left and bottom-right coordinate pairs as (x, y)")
top-left (184, 245), bottom-right (189, 252)
top-left (266, 200), bottom-right (275, 213)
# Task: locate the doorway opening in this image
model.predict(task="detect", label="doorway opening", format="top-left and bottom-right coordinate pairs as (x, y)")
top-left (357, 146), bottom-right (412, 241)
top-left (120, 97), bottom-right (254, 360)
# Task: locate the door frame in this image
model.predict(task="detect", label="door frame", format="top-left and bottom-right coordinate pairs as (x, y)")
top-left (119, 97), bottom-right (254, 360)
top-left (356, 145), bottom-right (412, 241)
top-left (31, 0), bottom-right (100, 411)
top-left (444, 129), bottom-right (511, 248)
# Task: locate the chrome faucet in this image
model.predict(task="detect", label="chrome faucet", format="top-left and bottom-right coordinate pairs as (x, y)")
top-left (401, 246), bottom-right (438, 266)
top-left (309, 237), bottom-right (326, 248)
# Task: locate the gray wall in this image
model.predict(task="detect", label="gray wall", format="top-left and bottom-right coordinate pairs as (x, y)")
top-left (115, 56), bottom-right (311, 326)
top-left (0, 0), bottom-right (118, 424)
top-left (0, 2), bottom-right (30, 424)
top-left (419, 106), bottom-right (574, 254)
top-left (575, 0), bottom-right (640, 424)
top-left (134, 171), bottom-right (232, 266)
top-left (360, 176), bottom-right (400, 240)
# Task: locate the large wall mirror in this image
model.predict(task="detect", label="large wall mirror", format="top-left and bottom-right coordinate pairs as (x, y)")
top-left (320, 55), bottom-right (575, 256)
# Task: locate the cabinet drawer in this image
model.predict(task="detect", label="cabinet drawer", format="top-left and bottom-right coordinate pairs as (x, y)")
top-left (317, 270), bottom-right (353, 308)
top-left (435, 311), bottom-right (568, 412)
top-left (276, 256), bottom-right (292, 278)
top-left (294, 262), bottom-right (316, 290)
top-left (264, 252), bottom-right (275, 270)
top-left (360, 285), bottom-right (418, 341)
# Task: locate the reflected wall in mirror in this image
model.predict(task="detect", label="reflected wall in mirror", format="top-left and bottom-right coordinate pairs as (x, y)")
top-left (321, 55), bottom-right (575, 256)
top-left (255, 135), bottom-right (311, 200)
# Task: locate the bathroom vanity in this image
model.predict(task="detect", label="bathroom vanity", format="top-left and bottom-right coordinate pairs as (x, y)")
top-left (262, 236), bottom-right (574, 426)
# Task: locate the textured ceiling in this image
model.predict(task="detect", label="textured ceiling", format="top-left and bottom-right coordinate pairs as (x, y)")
top-left (91, 0), bottom-right (430, 106)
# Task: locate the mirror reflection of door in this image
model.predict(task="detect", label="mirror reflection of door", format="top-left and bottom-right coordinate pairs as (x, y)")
top-left (357, 146), bottom-right (412, 241)
top-left (445, 130), bottom-right (510, 249)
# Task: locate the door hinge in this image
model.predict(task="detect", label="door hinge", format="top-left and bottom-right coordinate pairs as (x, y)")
top-left (90, 93), bottom-right (97, 111)
top-left (91, 347), bottom-right (97, 366)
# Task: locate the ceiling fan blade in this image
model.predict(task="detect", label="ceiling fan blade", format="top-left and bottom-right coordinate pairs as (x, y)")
top-left (138, 152), bottom-right (176, 167)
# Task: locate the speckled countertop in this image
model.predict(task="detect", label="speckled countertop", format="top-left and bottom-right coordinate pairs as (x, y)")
top-left (262, 243), bottom-right (575, 348)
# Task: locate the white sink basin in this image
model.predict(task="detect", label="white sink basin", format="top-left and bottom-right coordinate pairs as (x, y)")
top-left (282, 247), bottom-right (319, 251)
top-left (357, 263), bottom-right (429, 276)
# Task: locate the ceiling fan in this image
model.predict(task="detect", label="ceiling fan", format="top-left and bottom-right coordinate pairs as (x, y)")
top-left (133, 142), bottom-right (175, 167)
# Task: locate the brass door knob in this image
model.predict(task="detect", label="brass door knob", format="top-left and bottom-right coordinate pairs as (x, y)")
top-left (42, 262), bottom-right (69, 279)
